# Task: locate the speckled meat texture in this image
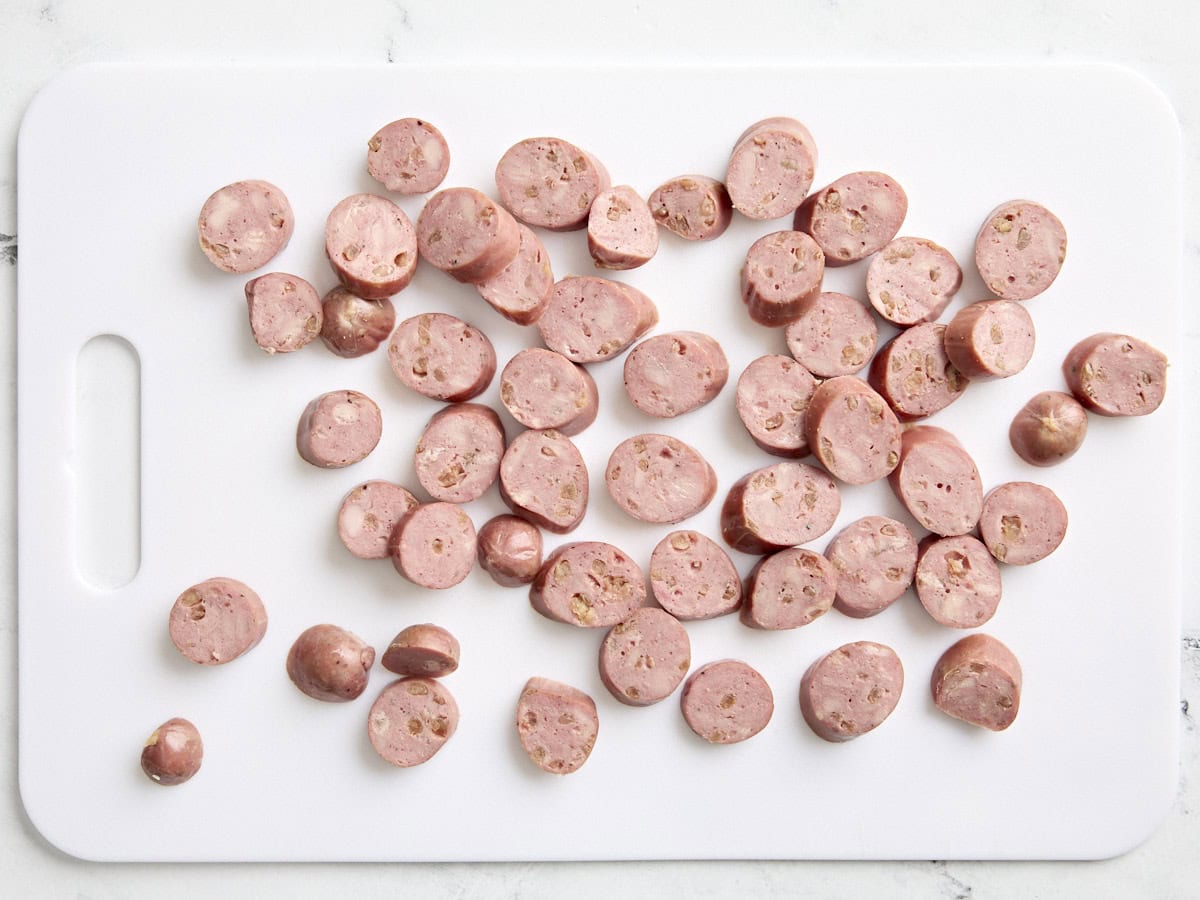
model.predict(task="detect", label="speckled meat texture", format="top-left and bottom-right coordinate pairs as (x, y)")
top-left (800, 641), bottom-right (904, 742)
top-left (974, 199), bottom-right (1067, 301)
top-left (1009, 390), bottom-right (1089, 466)
top-left (734, 355), bottom-right (818, 458)
top-left (785, 291), bottom-right (878, 378)
top-left (389, 502), bottom-right (477, 590)
top-left (515, 677), bottom-right (599, 774)
top-left (244, 272), bottom-right (322, 354)
top-left (495, 137), bottom-right (611, 231)
top-left (887, 426), bottom-right (982, 536)
top-left (793, 171), bottom-right (907, 266)
top-left (741, 230), bottom-right (825, 326)
top-left (914, 534), bottom-right (1003, 628)
top-left (725, 117), bottom-right (817, 220)
top-left (721, 462), bottom-right (840, 555)
top-left (741, 547), bottom-right (838, 630)
top-left (319, 287), bottom-right (395, 358)
top-left (286, 624), bottom-right (376, 702)
top-left (475, 224), bottom-right (554, 325)
top-left (866, 236), bottom-right (962, 326)
top-left (605, 433), bottom-right (716, 525)
top-left (825, 516), bottom-right (917, 619)
top-left (869, 323), bottom-right (969, 421)
top-left (943, 299), bottom-right (1035, 379)
top-left (529, 542), bottom-right (646, 628)
top-left (647, 175), bottom-right (733, 241)
top-left (680, 659), bottom-right (774, 744)
top-left (324, 193), bottom-right (417, 299)
top-left (140, 718), bottom-right (203, 786)
top-left (416, 186), bottom-right (521, 283)
top-left (197, 179), bottom-right (293, 274)
top-left (623, 332), bottom-right (728, 418)
top-left (805, 376), bottom-right (901, 485)
top-left (1062, 332), bottom-right (1168, 417)
top-left (337, 481), bottom-right (419, 560)
top-left (368, 677), bottom-right (459, 767)
top-left (476, 514), bottom-right (543, 587)
top-left (978, 482), bottom-right (1068, 566)
top-left (649, 530), bottom-right (742, 620)
top-left (589, 184), bottom-right (659, 267)
top-left (537, 276), bottom-right (659, 363)
top-left (413, 403), bottom-right (506, 504)
top-left (366, 117), bottom-right (450, 194)
top-left (599, 608), bottom-right (691, 706)
top-left (499, 348), bottom-right (598, 436)
top-left (498, 429), bottom-right (588, 533)
top-left (381, 624), bottom-right (460, 677)
top-left (296, 389), bottom-right (382, 468)
top-left (388, 313), bottom-right (496, 402)
top-left (168, 577), bottom-right (267, 666)
top-left (931, 633), bottom-right (1022, 731)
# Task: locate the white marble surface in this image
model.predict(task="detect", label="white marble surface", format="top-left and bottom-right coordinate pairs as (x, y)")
top-left (1, 0), bottom-right (1197, 895)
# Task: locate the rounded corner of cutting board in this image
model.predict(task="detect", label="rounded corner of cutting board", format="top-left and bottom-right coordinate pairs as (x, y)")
top-left (18, 764), bottom-right (110, 863)
top-left (17, 63), bottom-right (113, 152)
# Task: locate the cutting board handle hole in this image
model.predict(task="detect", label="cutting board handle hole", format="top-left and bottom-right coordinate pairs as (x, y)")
top-left (75, 334), bottom-right (141, 590)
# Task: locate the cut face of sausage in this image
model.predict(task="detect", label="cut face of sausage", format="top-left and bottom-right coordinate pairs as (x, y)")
top-left (286, 624), bottom-right (376, 702)
top-left (588, 184), bottom-right (659, 268)
top-left (319, 287), bottom-right (395, 358)
top-left (324, 193), bottom-right (418, 299)
top-left (784, 291), bottom-right (878, 378)
top-left (495, 137), bottom-right (611, 231)
top-left (866, 237), bottom-right (962, 326)
top-left (498, 429), bottom-right (589, 534)
top-left (1062, 332), bottom-right (1168, 417)
top-left (887, 426), bottom-right (983, 536)
top-left (168, 577), bottom-right (267, 666)
top-left (915, 534), bottom-right (1003, 628)
top-left (623, 332), bottom-right (729, 418)
top-left (680, 659), bottom-right (774, 744)
top-left (805, 376), bottom-right (901, 485)
top-left (366, 117), bottom-right (450, 194)
top-left (499, 348), bottom-right (598, 436)
top-left (413, 403), bottom-right (506, 504)
top-left (725, 117), bottom-right (817, 220)
top-left (741, 548), bottom-right (838, 630)
top-left (647, 175), bottom-right (733, 241)
top-left (389, 502), bottom-right (477, 590)
top-left (741, 230), bottom-right (825, 327)
top-left (931, 634), bottom-right (1022, 731)
top-left (296, 390), bottom-right (382, 468)
top-left (141, 718), bottom-right (203, 786)
top-left (824, 516), bottom-right (917, 619)
top-left (416, 187), bottom-right (521, 284)
top-left (197, 179), bottom-right (294, 274)
top-left (599, 608), bottom-right (691, 706)
top-left (474, 224), bottom-right (554, 325)
top-left (606, 434), bottom-right (717, 525)
top-left (799, 642), bottom-right (904, 742)
top-left (793, 171), bottom-right (908, 266)
top-left (1009, 391), bottom-right (1088, 466)
top-left (649, 530), bottom-right (742, 620)
top-left (337, 481), bottom-right (419, 560)
top-left (381, 624), bottom-right (460, 677)
top-left (244, 272), bottom-right (322, 354)
top-left (476, 514), bottom-right (543, 587)
top-left (869, 324), bottom-right (969, 421)
top-left (943, 300), bottom-right (1035, 379)
top-left (721, 462), bottom-right (840, 555)
top-left (516, 677), bottom-right (599, 774)
top-left (537, 276), bottom-right (659, 364)
top-left (368, 677), bottom-right (459, 767)
top-left (974, 199), bottom-right (1067, 301)
top-left (387, 313), bottom-right (496, 402)
top-left (735, 355), bottom-right (818, 458)
top-left (530, 542), bottom-right (646, 628)
top-left (979, 482), bottom-right (1068, 566)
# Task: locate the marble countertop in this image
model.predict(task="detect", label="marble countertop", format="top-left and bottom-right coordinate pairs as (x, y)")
top-left (1, 0), bottom-right (1196, 895)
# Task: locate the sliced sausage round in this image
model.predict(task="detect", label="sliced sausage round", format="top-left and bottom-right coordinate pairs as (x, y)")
top-left (168, 577), bottom-right (267, 666)
top-left (537, 276), bottom-right (659, 364)
top-left (389, 502), bottom-right (477, 589)
top-left (599, 608), bottom-right (691, 706)
top-left (324, 193), bottom-right (418, 299)
top-left (866, 236), bottom-right (962, 326)
top-left (141, 717), bottom-right (203, 786)
top-left (606, 433), bottom-right (717, 525)
top-left (825, 516), bottom-right (917, 619)
top-left (296, 389), bottom-right (382, 468)
top-left (529, 542), bottom-right (645, 628)
top-left (799, 641), bottom-right (904, 742)
top-left (974, 199), bottom-right (1067, 301)
top-left (784, 291), bottom-right (878, 377)
top-left (721, 462), bottom-right (840, 555)
top-left (588, 184), bottom-right (659, 268)
top-left (623, 332), bottom-right (728, 418)
top-left (387, 313), bottom-right (496, 402)
top-left (805, 376), bottom-right (902, 485)
top-left (515, 677), bottom-right (599, 774)
top-left (495, 137), bottom-right (611, 231)
top-left (499, 348), bottom-right (598, 436)
top-left (1062, 332), bottom-right (1168, 417)
top-left (914, 534), bottom-right (1003, 628)
top-left (381, 624), bottom-right (460, 677)
top-left (474, 223), bottom-right (554, 325)
top-left (649, 530), bottom-right (742, 620)
top-left (1009, 390), bottom-right (1089, 466)
top-left (979, 482), bottom-right (1067, 566)
top-left (286, 624), bottom-right (376, 702)
top-left (887, 426), bottom-right (983, 536)
top-left (943, 299), bottom-right (1035, 379)
top-left (741, 230), bottom-right (825, 327)
top-left (368, 677), bottom-right (459, 767)
top-left (197, 179), bottom-right (294, 274)
top-left (337, 480), bottom-right (419, 560)
top-left (477, 514), bottom-right (543, 587)
top-left (319, 287), bottom-right (395, 358)
top-left (647, 175), bottom-right (733, 241)
top-left (725, 117), bottom-right (817, 220)
top-left (366, 117), bottom-right (450, 194)
top-left (793, 171), bottom-right (908, 266)
top-left (869, 323), bottom-right (969, 421)
top-left (498, 428), bottom-right (588, 533)
top-left (734, 355), bottom-right (818, 458)
top-left (741, 547), bottom-right (837, 630)
top-left (931, 634), bottom-right (1022, 731)
top-left (244, 272), bottom-right (322, 354)
top-left (680, 659), bottom-right (774, 744)
top-left (413, 403), bottom-right (505, 504)
top-left (416, 187), bottom-right (521, 284)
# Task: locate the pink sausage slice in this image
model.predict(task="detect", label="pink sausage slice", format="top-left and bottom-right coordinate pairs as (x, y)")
top-left (499, 348), bottom-right (599, 436)
top-left (286, 624), bottom-right (375, 702)
top-left (413, 403), bottom-right (505, 504)
top-left (337, 481), bottom-right (419, 560)
top-left (366, 117), bottom-right (450, 194)
top-left (734, 355), bottom-right (818, 458)
top-left (805, 376), bottom-right (902, 485)
top-left (943, 300), bottom-right (1035, 379)
top-left (931, 634), bottom-right (1022, 731)
top-left (800, 641), bottom-right (904, 742)
top-left (915, 534), bottom-right (1003, 628)
top-left (649, 530), bottom-right (742, 620)
top-left (389, 502), bottom-right (477, 589)
top-left (605, 434), bottom-right (717, 525)
top-left (623, 332), bottom-right (729, 418)
top-left (475, 224), bottom-right (554, 325)
top-left (319, 287), bottom-right (395, 358)
top-left (784, 291), bottom-right (878, 378)
top-left (296, 390), bottom-right (382, 468)
top-left (741, 548), bottom-right (838, 630)
top-left (141, 717), bottom-right (203, 786)
top-left (825, 516), bottom-right (917, 619)
top-left (168, 577), bottom-right (267, 666)
top-left (477, 514), bottom-right (543, 587)
top-left (495, 137), bottom-right (611, 231)
top-left (793, 171), bottom-right (908, 266)
top-left (498, 429), bottom-right (588, 534)
top-left (197, 179), bottom-right (294, 274)
top-left (416, 187), bottom-right (521, 284)
top-left (979, 482), bottom-right (1067, 566)
top-left (599, 608), bottom-right (691, 706)
top-left (588, 184), bottom-right (659, 268)
top-left (381, 623), bottom-right (460, 677)
top-left (387, 313), bottom-right (496, 402)
top-left (648, 175), bottom-right (733, 241)
top-left (866, 237), bottom-right (962, 326)
top-left (530, 542), bottom-right (646, 628)
top-left (516, 677), bottom-right (599, 774)
top-left (680, 659), bottom-right (774, 744)
top-left (368, 677), bottom-right (459, 767)
top-left (974, 199), bottom-right (1067, 301)
top-left (244, 272), bottom-right (322, 354)
top-left (324, 194), bottom-right (418, 300)
top-left (741, 231), bottom-right (825, 327)
top-left (887, 426), bottom-right (983, 536)
top-left (725, 117), bottom-right (817, 220)
top-left (1062, 332), bottom-right (1168, 417)
top-left (869, 323), bottom-right (969, 421)
top-left (721, 462), bottom-right (840, 555)
top-left (538, 276), bottom-right (659, 364)
top-left (1009, 391), bottom-right (1088, 466)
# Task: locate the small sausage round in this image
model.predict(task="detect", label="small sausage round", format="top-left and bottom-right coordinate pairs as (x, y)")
top-left (648, 175), bottom-right (733, 241)
top-left (416, 187), bottom-right (521, 284)
top-left (1062, 332), bottom-right (1168, 417)
top-left (599, 608), bottom-right (691, 706)
top-left (914, 534), bottom-right (1003, 628)
top-left (721, 462), bottom-right (840, 555)
top-left (741, 231), bottom-right (825, 327)
top-left (244, 272), bottom-right (322, 354)
top-left (319, 287), bottom-right (395, 358)
top-left (649, 530), bottom-right (742, 620)
top-left (805, 376), bottom-right (902, 485)
top-left (623, 332), bottom-right (729, 418)
top-left (337, 481), bottom-right (419, 560)
top-left (324, 193), bottom-right (418, 299)
top-left (606, 434), bottom-right (717, 525)
top-left (793, 171), bottom-right (908, 266)
top-left (530, 542), bottom-right (646, 628)
top-left (368, 677), bottom-right (459, 767)
top-left (734, 355), bottom-right (818, 458)
top-left (1009, 391), bottom-right (1089, 466)
top-left (413, 403), bottom-right (506, 504)
top-left (943, 300), bottom-right (1035, 379)
top-left (680, 659), bottom-right (774, 744)
top-left (588, 184), bottom-right (659, 268)
top-left (140, 717), bottom-right (203, 786)
top-left (499, 348), bottom-right (598, 436)
top-left (784, 291), bottom-right (878, 378)
top-left (824, 516), bottom-right (917, 619)
top-left (474, 224), bottom-right (554, 325)
top-left (387, 313), bottom-right (496, 402)
top-left (498, 429), bottom-right (589, 534)
top-left (366, 117), bottom-right (450, 194)
top-left (286, 624), bottom-right (376, 702)
top-left (477, 514), bottom-right (543, 587)
top-left (495, 137), bottom-right (611, 231)
top-left (866, 236), bottom-right (962, 326)
top-left (887, 426), bottom-right (983, 536)
top-left (389, 502), bottom-right (477, 590)
top-left (197, 179), bottom-right (294, 274)
top-left (516, 677), bottom-right (599, 774)
top-left (741, 547), bottom-right (838, 630)
top-left (537, 276), bottom-right (659, 364)
top-left (296, 389), bottom-right (382, 468)
top-left (979, 482), bottom-right (1068, 566)
top-left (725, 117), bottom-right (817, 220)
top-left (974, 199), bottom-right (1067, 301)
top-left (799, 642), bottom-right (904, 742)
top-left (168, 577), bottom-right (267, 666)
top-left (931, 634), bottom-right (1022, 731)
top-left (381, 624), bottom-right (460, 677)
top-left (868, 323), bottom-right (969, 421)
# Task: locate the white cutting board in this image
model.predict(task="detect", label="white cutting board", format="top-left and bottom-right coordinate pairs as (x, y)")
top-left (17, 63), bottom-right (1181, 861)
